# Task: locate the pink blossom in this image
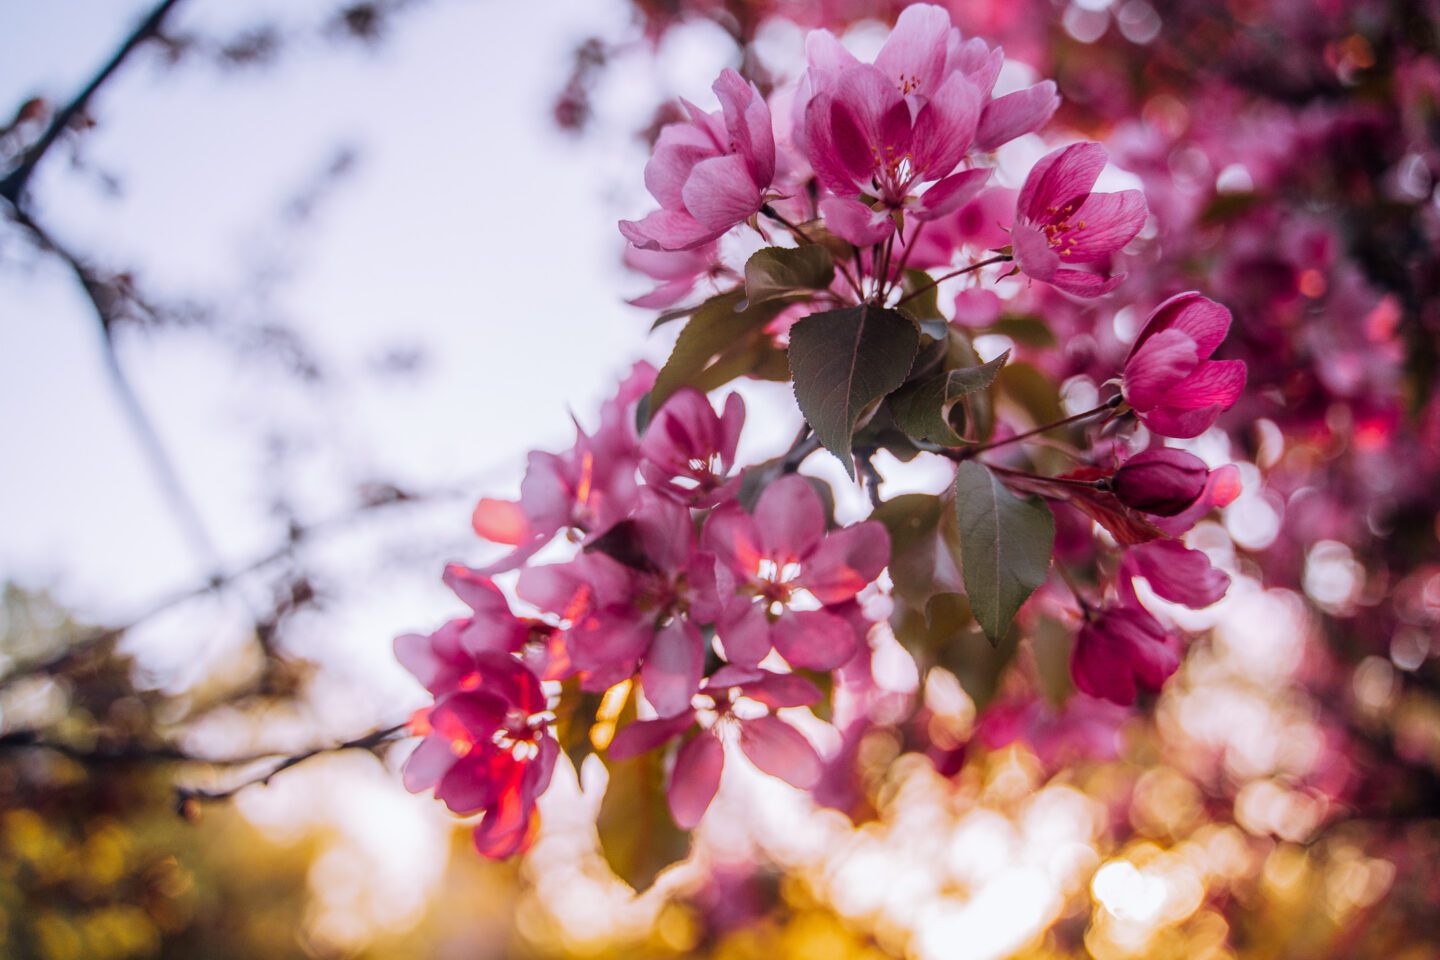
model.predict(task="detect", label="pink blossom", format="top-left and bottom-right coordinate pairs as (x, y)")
top-left (1110, 447), bottom-right (1210, 516)
top-left (1070, 599), bottom-right (1183, 705)
top-left (639, 388), bottom-right (745, 507)
top-left (620, 70), bottom-right (776, 251)
top-left (394, 564), bottom-right (531, 695)
top-left (1012, 142), bottom-right (1147, 297)
top-left (517, 492), bottom-right (721, 717)
top-left (624, 242), bottom-right (727, 309)
top-left (470, 363), bottom-right (655, 573)
top-left (702, 474), bottom-right (888, 670)
top-left (399, 650), bottom-right (557, 859)
top-left (1123, 292), bottom-right (1247, 438)
top-left (606, 667), bottom-right (823, 827)
top-left (1119, 539), bottom-right (1231, 610)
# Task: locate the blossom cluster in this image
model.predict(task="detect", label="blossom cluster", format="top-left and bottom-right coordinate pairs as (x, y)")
top-left (397, 4), bottom-right (1250, 864)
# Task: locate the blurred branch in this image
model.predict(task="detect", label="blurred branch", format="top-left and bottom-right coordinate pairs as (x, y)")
top-left (0, 482), bottom-right (466, 690)
top-left (0, 722), bottom-right (409, 800)
top-left (174, 721), bottom-right (408, 805)
top-left (0, 0), bottom-right (185, 208)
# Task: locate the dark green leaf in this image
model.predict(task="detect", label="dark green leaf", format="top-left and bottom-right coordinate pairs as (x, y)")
top-left (897, 269), bottom-right (948, 340)
top-left (988, 315), bottom-right (1056, 348)
top-left (927, 594), bottom-right (1020, 711)
top-left (596, 750), bottom-right (692, 892)
top-left (744, 245), bottom-right (834, 305)
top-left (788, 304), bottom-right (920, 479)
top-left (650, 291), bottom-right (785, 418)
top-left (889, 350), bottom-right (1009, 446)
top-left (872, 495), bottom-right (963, 611)
top-left (952, 460), bottom-right (1055, 646)
top-left (995, 361), bottom-right (1065, 435)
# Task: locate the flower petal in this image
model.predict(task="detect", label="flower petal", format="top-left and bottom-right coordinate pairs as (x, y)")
top-left (772, 608), bottom-right (858, 671)
top-left (975, 80), bottom-right (1060, 151)
top-left (668, 731), bottom-right (725, 829)
top-left (739, 715), bottom-right (822, 789)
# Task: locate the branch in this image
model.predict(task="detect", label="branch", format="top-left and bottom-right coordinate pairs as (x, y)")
top-left (176, 722), bottom-right (409, 804)
top-left (0, 483), bottom-right (465, 690)
top-left (0, 0), bottom-right (186, 207)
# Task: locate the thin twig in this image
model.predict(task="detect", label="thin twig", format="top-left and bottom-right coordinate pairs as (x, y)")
top-left (937, 395), bottom-right (1123, 461)
top-left (176, 722), bottom-right (409, 804)
top-left (0, 0), bottom-right (186, 206)
top-left (893, 253), bottom-right (1010, 308)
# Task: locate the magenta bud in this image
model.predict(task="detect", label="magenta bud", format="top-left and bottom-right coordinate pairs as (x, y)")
top-left (1111, 449), bottom-right (1209, 517)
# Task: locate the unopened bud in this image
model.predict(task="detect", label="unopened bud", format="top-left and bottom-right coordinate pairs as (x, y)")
top-left (1111, 449), bottom-right (1209, 516)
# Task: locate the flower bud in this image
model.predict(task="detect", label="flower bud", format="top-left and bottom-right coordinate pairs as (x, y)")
top-left (1111, 448), bottom-right (1209, 516)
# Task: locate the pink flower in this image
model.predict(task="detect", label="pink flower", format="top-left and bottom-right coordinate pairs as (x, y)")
top-left (1110, 448), bottom-right (1210, 516)
top-left (517, 492), bottom-right (721, 717)
top-left (800, 8), bottom-right (991, 245)
top-left (1070, 599), bottom-right (1183, 705)
top-left (394, 565), bottom-right (531, 695)
top-left (620, 70), bottom-right (776, 251)
top-left (624, 242), bottom-right (727, 310)
top-left (702, 474), bottom-right (888, 670)
top-left (1123, 292), bottom-right (1247, 438)
top-left (606, 666), bottom-right (824, 828)
top-left (470, 363), bottom-right (655, 573)
top-left (398, 649), bottom-right (557, 860)
top-left (1119, 540), bottom-right (1231, 610)
top-left (1012, 142), bottom-right (1147, 297)
top-left (639, 388), bottom-right (745, 508)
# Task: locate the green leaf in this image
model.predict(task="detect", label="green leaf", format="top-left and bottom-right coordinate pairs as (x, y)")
top-left (872, 495), bottom-right (963, 612)
top-left (897, 269), bottom-right (948, 340)
top-left (552, 679), bottom-right (604, 772)
top-left (987, 315), bottom-right (1056, 348)
top-left (649, 291), bottom-right (786, 418)
top-left (889, 350), bottom-right (1009, 446)
top-left (596, 749), bottom-right (692, 892)
top-left (788, 304), bottom-right (920, 479)
top-left (952, 460), bottom-right (1055, 646)
top-left (744, 245), bottom-right (834, 305)
top-left (927, 594), bottom-right (1020, 711)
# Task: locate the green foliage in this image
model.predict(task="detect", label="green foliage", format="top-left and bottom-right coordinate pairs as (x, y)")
top-left (743, 246), bottom-right (834, 306)
top-left (887, 350), bottom-right (1009, 446)
top-left (952, 461), bottom-right (1055, 646)
top-left (646, 291), bottom-right (788, 424)
top-left (596, 749), bottom-right (691, 893)
top-left (787, 305), bottom-right (919, 479)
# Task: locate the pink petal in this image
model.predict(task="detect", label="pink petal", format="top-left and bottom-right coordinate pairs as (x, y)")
top-left (802, 521), bottom-right (889, 604)
top-left (975, 81), bottom-right (1060, 151)
top-left (620, 209), bottom-right (718, 251)
top-left (820, 196), bottom-right (896, 246)
top-left (645, 122), bottom-right (721, 210)
top-left (682, 154), bottom-right (762, 232)
top-left (641, 620), bottom-right (705, 718)
top-left (910, 72), bottom-right (982, 179)
top-left (1123, 329), bottom-right (1200, 411)
top-left (1012, 222), bottom-right (1060, 282)
top-left (772, 608), bottom-right (858, 671)
top-left (1048, 267), bottom-right (1125, 298)
top-left (804, 91), bottom-right (866, 197)
top-left (1123, 540), bottom-right (1230, 609)
top-left (702, 502), bottom-right (764, 578)
top-left (914, 167), bottom-right (990, 221)
top-left (402, 735), bottom-right (457, 794)
top-left (952, 288), bottom-right (1001, 327)
top-left (1152, 464), bottom-right (1242, 536)
top-left (739, 715), bottom-right (822, 790)
top-left (755, 473), bottom-right (827, 563)
top-left (948, 36), bottom-right (1003, 93)
top-left (714, 68), bottom-right (775, 188)
top-left (566, 610), bottom-right (653, 676)
top-left (1060, 190), bottom-right (1147, 262)
top-left (1128, 292), bottom-right (1233, 361)
top-left (1018, 142), bottom-right (1106, 224)
top-left (718, 391), bottom-right (746, 468)
top-left (668, 731), bottom-right (725, 828)
top-left (471, 498), bottom-right (530, 545)
top-left (608, 712), bottom-right (695, 761)
top-left (874, 3), bottom-right (951, 98)
top-left (627, 277), bottom-right (697, 310)
top-left (1165, 359), bottom-right (1247, 410)
top-left (632, 490), bottom-right (697, 572)
top-left (734, 671), bottom-right (824, 709)
top-left (1138, 403), bottom-right (1223, 439)
top-left (716, 599), bottom-right (773, 668)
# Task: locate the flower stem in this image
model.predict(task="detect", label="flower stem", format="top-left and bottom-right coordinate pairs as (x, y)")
top-left (892, 253), bottom-right (1011, 308)
top-left (943, 395), bottom-right (1124, 460)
